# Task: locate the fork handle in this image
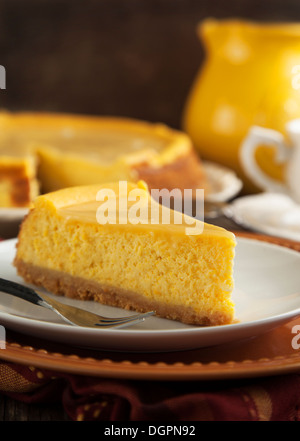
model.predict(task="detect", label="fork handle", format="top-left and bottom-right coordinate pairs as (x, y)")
top-left (0, 277), bottom-right (45, 307)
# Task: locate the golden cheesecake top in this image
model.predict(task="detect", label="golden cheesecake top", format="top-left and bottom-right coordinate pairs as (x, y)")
top-left (33, 180), bottom-right (235, 240)
top-left (0, 111), bottom-right (192, 167)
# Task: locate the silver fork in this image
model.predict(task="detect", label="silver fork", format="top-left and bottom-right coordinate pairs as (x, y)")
top-left (0, 278), bottom-right (155, 329)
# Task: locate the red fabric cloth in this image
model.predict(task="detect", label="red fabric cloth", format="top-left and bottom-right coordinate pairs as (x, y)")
top-left (1, 360), bottom-right (300, 421)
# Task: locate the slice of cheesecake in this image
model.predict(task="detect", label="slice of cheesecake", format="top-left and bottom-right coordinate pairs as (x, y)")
top-left (0, 111), bottom-right (207, 207)
top-left (14, 181), bottom-right (236, 326)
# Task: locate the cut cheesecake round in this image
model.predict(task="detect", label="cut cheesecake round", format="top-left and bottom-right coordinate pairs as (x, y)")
top-left (14, 181), bottom-right (236, 326)
top-left (0, 111), bottom-right (207, 207)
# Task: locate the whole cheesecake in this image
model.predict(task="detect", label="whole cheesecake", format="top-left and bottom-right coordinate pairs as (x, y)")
top-left (14, 181), bottom-right (236, 326)
top-left (0, 111), bottom-right (207, 207)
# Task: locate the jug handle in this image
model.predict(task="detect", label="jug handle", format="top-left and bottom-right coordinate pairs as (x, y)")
top-left (239, 126), bottom-right (290, 193)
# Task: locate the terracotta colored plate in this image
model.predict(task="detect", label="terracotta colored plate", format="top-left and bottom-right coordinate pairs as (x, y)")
top-left (1, 232), bottom-right (300, 381)
top-left (1, 316), bottom-right (300, 381)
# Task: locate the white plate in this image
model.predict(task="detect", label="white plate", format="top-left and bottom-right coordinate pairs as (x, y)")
top-left (203, 161), bottom-right (243, 202)
top-left (0, 207), bottom-right (29, 221)
top-left (227, 192), bottom-right (300, 241)
top-left (0, 237), bottom-right (299, 353)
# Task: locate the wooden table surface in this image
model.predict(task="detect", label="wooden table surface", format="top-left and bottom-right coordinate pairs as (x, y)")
top-left (0, 395), bottom-right (70, 421)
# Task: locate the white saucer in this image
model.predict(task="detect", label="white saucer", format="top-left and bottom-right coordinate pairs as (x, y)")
top-left (227, 192), bottom-right (300, 241)
top-left (203, 161), bottom-right (243, 202)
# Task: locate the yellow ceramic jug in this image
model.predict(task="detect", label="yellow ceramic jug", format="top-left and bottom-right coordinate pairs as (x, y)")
top-left (183, 18), bottom-right (300, 193)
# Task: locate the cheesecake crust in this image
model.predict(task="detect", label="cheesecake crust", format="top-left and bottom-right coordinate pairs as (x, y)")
top-left (14, 257), bottom-right (232, 327)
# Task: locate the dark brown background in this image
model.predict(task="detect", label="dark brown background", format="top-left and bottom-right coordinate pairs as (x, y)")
top-left (1, 0), bottom-right (300, 131)
top-left (1, 0), bottom-right (300, 421)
